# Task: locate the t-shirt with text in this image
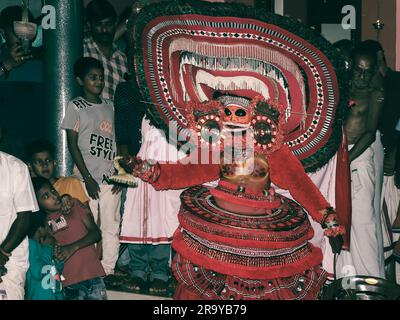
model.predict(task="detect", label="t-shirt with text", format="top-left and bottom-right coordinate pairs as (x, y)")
top-left (61, 97), bottom-right (117, 184)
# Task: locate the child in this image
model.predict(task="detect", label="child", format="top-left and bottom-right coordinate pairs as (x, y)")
top-left (61, 57), bottom-right (121, 276)
top-left (25, 211), bottom-right (64, 300)
top-left (25, 139), bottom-right (89, 205)
top-left (32, 177), bottom-right (107, 300)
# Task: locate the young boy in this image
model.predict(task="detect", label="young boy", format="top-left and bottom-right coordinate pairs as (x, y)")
top-left (61, 57), bottom-right (121, 277)
top-left (25, 211), bottom-right (64, 300)
top-left (25, 139), bottom-right (89, 205)
top-left (32, 177), bottom-right (107, 300)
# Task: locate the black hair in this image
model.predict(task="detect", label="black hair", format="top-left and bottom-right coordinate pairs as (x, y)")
top-left (31, 176), bottom-right (52, 194)
top-left (86, 0), bottom-right (117, 23)
top-left (352, 41), bottom-right (378, 65)
top-left (0, 6), bottom-right (34, 29)
top-left (25, 139), bottom-right (55, 162)
top-left (333, 39), bottom-right (354, 56)
top-left (359, 40), bottom-right (384, 55)
top-left (27, 210), bottom-right (48, 239)
top-left (73, 57), bottom-right (104, 80)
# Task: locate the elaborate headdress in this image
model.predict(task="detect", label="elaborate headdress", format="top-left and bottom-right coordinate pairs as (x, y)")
top-left (129, 0), bottom-right (348, 171)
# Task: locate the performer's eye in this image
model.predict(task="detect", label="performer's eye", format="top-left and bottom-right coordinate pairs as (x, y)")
top-left (235, 109), bottom-right (247, 117)
top-left (224, 108), bottom-right (232, 116)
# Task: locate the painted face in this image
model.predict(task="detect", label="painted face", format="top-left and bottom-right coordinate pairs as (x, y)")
top-left (29, 151), bottom-right (55, 180)
top-left (90, 17), bottom-right (116, 45)
top-left (80, 68), bottom-right (105, 97)
top-left (352, 55), bottom-right (376, 89)
top-left (36, 183), bottom-right (62, 213)
top-left (223, 105), bottom-right (251, 126)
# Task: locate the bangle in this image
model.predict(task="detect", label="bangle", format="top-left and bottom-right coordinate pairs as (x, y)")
top-left (0, 62), bottom-right (9, 78)
top-left (0, 247), bottom-right (11, 258)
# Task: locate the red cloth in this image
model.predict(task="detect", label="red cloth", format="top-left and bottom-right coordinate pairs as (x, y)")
top-left (47, 199), bottom-right (105, 286)
top-left (335, 127), bottom-right (352, 250)
top-left (268, 145), bottom-right (330, 223)
top-left (152, 162), bottom-right (220, 190)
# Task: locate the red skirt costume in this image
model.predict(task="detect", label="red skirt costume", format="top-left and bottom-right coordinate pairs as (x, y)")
top-left (148, 146), bottom-right (332, 300)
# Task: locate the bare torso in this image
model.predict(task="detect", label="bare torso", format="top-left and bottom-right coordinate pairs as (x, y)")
top-left (345, 89), bottom-right (371, 145)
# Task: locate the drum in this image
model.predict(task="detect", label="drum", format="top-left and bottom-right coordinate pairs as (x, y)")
top-left (322, 276), bottom-right (400, 300)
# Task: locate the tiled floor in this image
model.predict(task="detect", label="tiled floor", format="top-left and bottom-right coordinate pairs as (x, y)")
top-left (107, 290), bottom-right (172, 300)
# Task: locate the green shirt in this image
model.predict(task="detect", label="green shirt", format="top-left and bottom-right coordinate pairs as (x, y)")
top-left (25, 239), bottom-right (64, 300)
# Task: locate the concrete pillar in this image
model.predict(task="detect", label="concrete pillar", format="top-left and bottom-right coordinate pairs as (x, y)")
top-left (43, 0), bottom-right (83, 176)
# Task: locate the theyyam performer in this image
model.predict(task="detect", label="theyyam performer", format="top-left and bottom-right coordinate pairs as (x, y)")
top-left (110, 0), bottom-right (350, 300)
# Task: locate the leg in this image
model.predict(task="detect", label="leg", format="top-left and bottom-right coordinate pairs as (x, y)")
top-left (125, 244), bottom-right (149, 292)
top-left (86, 278), bottom-right (108, 300)
top-left (350, 148), bottom-right (385, 278)
top-left (148, 244), bottom-right (171, 294)
top-left (98, 185), bottom-right (122, 275)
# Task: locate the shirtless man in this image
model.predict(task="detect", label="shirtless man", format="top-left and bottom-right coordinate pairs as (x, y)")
top-left (344, 42), bottom-right (385, 278)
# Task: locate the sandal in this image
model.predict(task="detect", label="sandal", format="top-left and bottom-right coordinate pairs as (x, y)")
top-left (123, 276), bottom-right (146, 293)
top-left (148, 279), bottom-right (168, 295)
top-left (103, 274), bottom-right (124, 288)
top-left (114, 265), bottom-right (130, 278)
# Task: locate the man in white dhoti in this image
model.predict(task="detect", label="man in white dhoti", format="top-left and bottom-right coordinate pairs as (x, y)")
top-left (340, 42), bottom-right (386, 278)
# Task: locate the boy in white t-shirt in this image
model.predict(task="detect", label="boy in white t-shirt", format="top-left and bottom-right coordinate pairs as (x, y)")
top-left (61, 57), bottom-right (121, 276)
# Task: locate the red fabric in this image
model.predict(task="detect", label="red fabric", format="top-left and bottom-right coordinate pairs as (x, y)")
top-left (268, 146), bottom-right (330, 223)
top-left (172, 253), bottom-right (327, 300)
top-left (173, 284), bottom-right (204, 300)
top-left (335, 127), bottom-right (352, 250)
top-left (172, 231), bottom-right (323, 280)
top-left (210, 187), bottom-right (281, 209)
top-left (178, 209), bottom-right (315, 250)
top-left (152, 162), bottom-right (220, 190)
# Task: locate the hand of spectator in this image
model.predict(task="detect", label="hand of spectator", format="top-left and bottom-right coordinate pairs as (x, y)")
top-left (0, 247), bottom-right (11, 268)
top-left (84, 177), bottom-right (100, 200)
top-left (383, 149), bottom-right (396, 176)
top-left (3, 44), bottom-right (33, 71)
top-left (111, 184), bottom-right (123, 195)
top-left (60, 194), bottom-right (72, 215)
top-left (40, 233), bottom-right (56, 246)
top-left (54, 243), bottom-right (76, 262)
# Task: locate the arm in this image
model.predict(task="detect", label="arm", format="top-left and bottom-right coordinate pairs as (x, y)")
top-left (1, 44), bottom-right (33, 78)
top-left (0, 162), bottom-right (37, 266)
top-left (349, 83), bottom-right (385, 162)
top-left (0, 212), bottom-right (32, 266)
top-left (152, 162), bottom-right (220, 190)
top-left (268, 146), bottom-right (330, 223)
top-left (66, 129), bottom-right (100, 200)
top-left (54, 206), bottom-right (101, 262)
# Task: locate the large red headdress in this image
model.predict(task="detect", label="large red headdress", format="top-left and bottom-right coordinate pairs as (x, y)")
top-left (129, 0), bottom-right (348, 171)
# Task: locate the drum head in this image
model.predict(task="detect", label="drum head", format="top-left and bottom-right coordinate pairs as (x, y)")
top-left (322, 276), bottom-right (400, 300)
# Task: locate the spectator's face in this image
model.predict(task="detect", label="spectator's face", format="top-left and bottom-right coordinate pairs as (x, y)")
top-left (352, 55), bottom-right (376, 90)
top-left (29, 151), bottom-right (55, 180)
top-left (79, 67), bottom-right (105, 97)
top-left (90, 16), bottom-right (116, 45)
top-left (36, 184), bottom-right (62, 213)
